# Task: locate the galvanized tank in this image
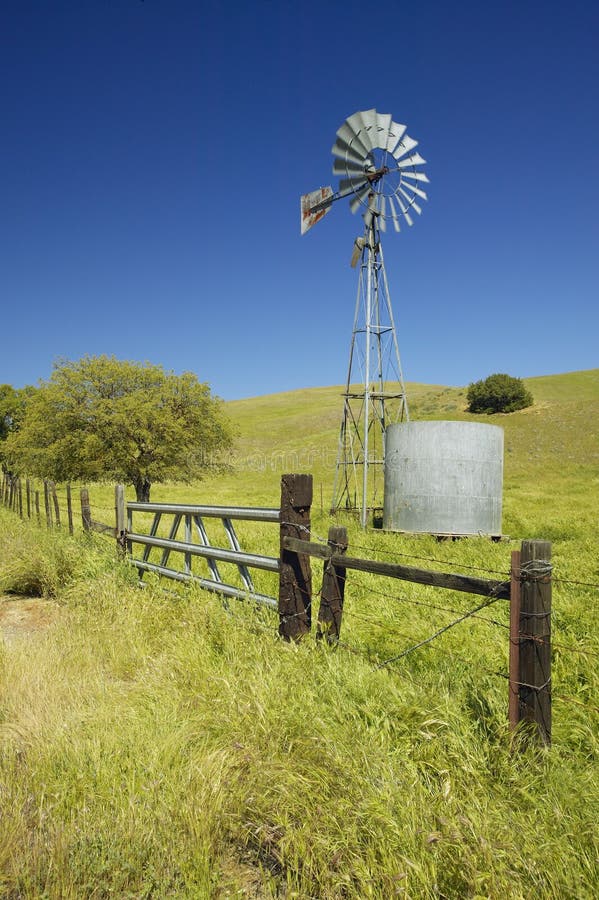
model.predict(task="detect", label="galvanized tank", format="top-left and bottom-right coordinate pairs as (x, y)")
top-left (383, 421), bottom-right (503, 536)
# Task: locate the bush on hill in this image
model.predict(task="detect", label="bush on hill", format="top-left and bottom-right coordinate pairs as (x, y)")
top-left (467, 373), bottom-right (533, 414)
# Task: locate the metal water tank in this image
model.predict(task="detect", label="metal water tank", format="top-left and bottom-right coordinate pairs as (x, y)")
top-left (383, 421), bottom-right (503, 536)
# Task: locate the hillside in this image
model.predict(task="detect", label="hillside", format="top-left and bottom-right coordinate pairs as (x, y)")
top-left (225, 369), bottom-right (598, 466)
top-left (215, 369), bottom-right (599, 528)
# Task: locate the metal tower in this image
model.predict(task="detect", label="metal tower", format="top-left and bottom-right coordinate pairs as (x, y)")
top-left (301, 108), bottom-right (429, 527)
top-left (331, 203), bottom-right (409, 526)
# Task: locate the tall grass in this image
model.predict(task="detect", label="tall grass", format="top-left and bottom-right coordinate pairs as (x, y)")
top-left (1, 370), bottom-right (598, 897)
top-left (1, 513), bottom-right (597, 896)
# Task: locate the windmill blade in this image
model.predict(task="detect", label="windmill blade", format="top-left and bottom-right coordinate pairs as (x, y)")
top-left (396, 195), bottom-right (414, 226)
top-left (378, 194), bottom-right (387, 231)
top-left (335, 121), bottom-right (370, 159)
top-left (349, 184), bottom-right (371, 214)
top-left (345, 109), bottom-right (378, 151)
top-left (373, 112), bottom-right (392, 149)
top-left (332, 137), bottom-right (370, 166)
top-left (350, 236), bottom-right (365, 268)
top-left (400, 179), bottom-right (428, 200)
top-left (397, 152), bottom-right (427, 169)
top-left (386, 120), bottom-right (407, 153)
top-left (401, 169), bottom-right (430, 184)
top-left (388, 196), bottom-right (401, 232)
top-left (399, 187), bottom-right (422, 215)
top-left (333, 157), bottom-right (370, 176)
top-left (392, 134), bottom-right (419, 160)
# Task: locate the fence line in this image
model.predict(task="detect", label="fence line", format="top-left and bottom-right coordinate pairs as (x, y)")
top-left (0, 473), bottom-right (115, 537)
top-left (0, 471), bottom-right (567, 746)
top-left (341, 539), bottom-right (510, 578)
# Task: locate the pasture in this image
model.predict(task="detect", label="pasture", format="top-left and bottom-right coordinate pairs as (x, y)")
top-left (0, 370), bottom-right (597, 897)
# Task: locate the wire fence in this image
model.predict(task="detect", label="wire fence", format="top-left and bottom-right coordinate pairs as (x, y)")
top-left (2, 472), bottom-right (597, 735)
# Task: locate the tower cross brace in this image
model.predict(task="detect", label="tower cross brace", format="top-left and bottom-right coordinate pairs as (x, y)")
top-left (331, 215), bottom-right (409, 527)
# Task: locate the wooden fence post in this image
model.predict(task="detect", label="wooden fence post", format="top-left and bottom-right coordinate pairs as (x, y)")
top-left (115, 484), bottom-right (126, 555)
top-left (66, 483), bottom-right (74, 534)
top-left (278, 474), bottom-right (313, 641)
top-left (43, 480), bottom-right (53, 528)
top-left (518, 539), bottom-right (552, 745)
top-left (26, 479), bottom-right (31, 519)
top-left (317, 525), bottom-right (348, 644)
top-left (508, 549), bottom-right (521, 732)
top-left (35, 489), bottom-right (40, 522)
top-left (17, 478), bottom-right (23, 518)
top-left (50, 481), bottom-right (61, 527)
top-left (80, 488), bottom-right (92, 532)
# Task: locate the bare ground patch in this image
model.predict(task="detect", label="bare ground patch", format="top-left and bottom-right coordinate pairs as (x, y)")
top-left (0, 595), bottom-right (60, 646)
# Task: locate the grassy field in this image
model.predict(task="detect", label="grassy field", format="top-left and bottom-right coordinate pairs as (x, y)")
top-left (0, 370), bottom-right (598, 897)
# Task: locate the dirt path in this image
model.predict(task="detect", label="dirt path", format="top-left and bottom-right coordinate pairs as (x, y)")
top-left (0, 595), bottom-right (60, 646)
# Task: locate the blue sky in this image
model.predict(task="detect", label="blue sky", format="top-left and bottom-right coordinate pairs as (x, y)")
top-left (2, 0), bottom-right (597, 400)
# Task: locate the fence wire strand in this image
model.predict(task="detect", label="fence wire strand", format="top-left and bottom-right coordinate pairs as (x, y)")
top-left (376, 592), bottom-right (505, 669)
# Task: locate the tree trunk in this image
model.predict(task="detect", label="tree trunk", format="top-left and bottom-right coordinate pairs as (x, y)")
top-left (134, 478), bottom-right (151, 502)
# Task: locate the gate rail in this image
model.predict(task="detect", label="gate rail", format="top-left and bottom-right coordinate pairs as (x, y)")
top-left (125, 499), bottom-right (280, 608)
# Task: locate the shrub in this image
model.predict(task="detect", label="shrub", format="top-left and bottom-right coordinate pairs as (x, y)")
top-left (467, 373), bottom-right (533, 414)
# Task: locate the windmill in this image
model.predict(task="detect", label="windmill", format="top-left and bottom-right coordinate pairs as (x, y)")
top-left (301, 108), bottom-right (429, 527)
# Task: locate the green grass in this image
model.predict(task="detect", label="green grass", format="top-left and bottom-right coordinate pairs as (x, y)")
top-left (1, 369), bottom-right (598, 897)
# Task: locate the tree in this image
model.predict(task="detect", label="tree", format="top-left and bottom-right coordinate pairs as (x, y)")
top-left (0, 384), bottom-right (34, 473)
top-left (5, 356), bottom-right (233, 501)
top-left (466, 373), bottom-right (533, 414)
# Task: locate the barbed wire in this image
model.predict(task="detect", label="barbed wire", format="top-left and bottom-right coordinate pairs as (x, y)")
top-left (376, 591), bottom-right (505, 669)
top-left (344, 539), bottom-right (510, 578)
top-left (336, 636), bottom-right (508, 686)
top-left (280, 521), bottom-right (330, 545)
top-left (515, 631), bottom-right (599, 659)
top-left (553, 576), bottom-right (599, 590)
top-left (360, 581), bottom-right (510, 630)
top-left (144, 576), bottom-right (599, 717)
top-left (285, 520), bottom-right (599, 590)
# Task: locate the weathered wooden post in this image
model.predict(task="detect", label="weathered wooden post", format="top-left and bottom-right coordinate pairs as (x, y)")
top-left (43, 480), bottom-right (53, 528)
top-left (17, 478), bottom-right (23, 518)
top-left (50, 482), bottom-right (61, 527)
top-left (26, 479), bottom-right (31, 519)
top-left (66, 483), bottom-right (74, 535)
top-left (278, 474), bottom-right (312, 641)
top-left (115, 484), bottom-right (127, 555)
top-left (35, 489), bottom-right (41, 522)
top-left (80, 488), bottom-right (92, 533)
top-left (316, 525), bottom-right (348, 644)
top-left (517, 539), bottom-right (552, 745)
top-left (508, 549), bottom-right (521, 732)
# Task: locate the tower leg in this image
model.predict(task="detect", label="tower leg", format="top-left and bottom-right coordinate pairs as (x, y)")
top-left (331, 222), bottom-right (409, 525)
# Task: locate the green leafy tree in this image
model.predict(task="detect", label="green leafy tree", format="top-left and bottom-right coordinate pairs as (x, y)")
top-left (0, 384), bottom-right (35, 473)
top-left (5, 356), bottom-right (233, 500)
top-left (467, 373), bottom-right (533, 414)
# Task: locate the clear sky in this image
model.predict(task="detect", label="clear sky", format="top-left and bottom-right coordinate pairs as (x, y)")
top-left (2, 0), bottom-right (597, 400)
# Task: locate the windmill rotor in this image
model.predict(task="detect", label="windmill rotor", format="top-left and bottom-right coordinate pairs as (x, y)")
top-left (300, 108), bottom-right (428, 235)
top-left (330, 108), bottom-right (429, 231)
